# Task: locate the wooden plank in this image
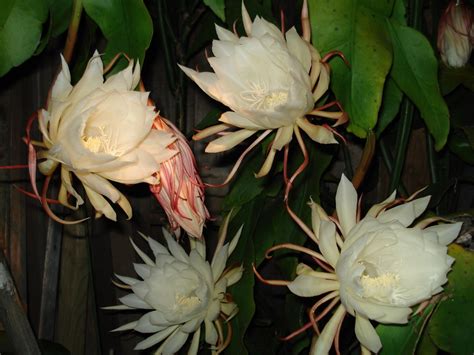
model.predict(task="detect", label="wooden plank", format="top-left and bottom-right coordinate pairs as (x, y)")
top-left (38, 196), bottom-right (63, 340)
top-left (0, 249), bottom-right (40, 354)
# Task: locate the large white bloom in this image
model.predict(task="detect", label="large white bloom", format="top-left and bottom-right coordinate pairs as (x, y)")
top-left (286, 175), bottom-right (462, 354)
top-left (180, 2), bottom-right (342, 178)
top-left (37, 52), bottom-right (177, 221)
top-left (106, 221), bottom-right (243, 353)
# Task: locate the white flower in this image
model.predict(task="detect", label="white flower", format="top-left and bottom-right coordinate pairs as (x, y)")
top-left (180, 2), bottom-right (343, 178)
top-left (284, 175), bottom-right (462, 354)
top-left (437, 1), bottom-right (473, 68)
top-left (37, 52), bottom-right (177, 221)
top-left (106, 220), bottom-right (243, 354)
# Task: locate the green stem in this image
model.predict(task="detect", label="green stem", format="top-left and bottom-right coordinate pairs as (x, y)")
top-left (63, 0), bottom-right (83, 63)
top-left (426, 133), bottom-right (439, 185)
top-left (380, 138), bottom-right (408, 196)
top-left (388, 100), bottom-right (414, 193)
top-left (388, 0), bottom-right (423, 193)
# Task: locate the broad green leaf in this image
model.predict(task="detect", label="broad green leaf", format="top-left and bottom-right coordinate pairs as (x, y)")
top-left (225, 138), bottom-right (333, 354)
top-left (46, 0), bottom-right (73, 37)
top-left (0, 0), bottom-right (15, 29)
top-left (0, 0), bottom-right (48, 76)
top-left (440, 64), bottom-right (474, 95)
top-left (204, 0), bottom-right (225, 21)
top-left (82, 0), bottom-right (153, 67)
top-left (309, 0), bottom-right (393, 137)
top-left (386, 20), bottom-right (450, 150)
top-left (417, 328), bottom-right (438, 355)
top-left (449, 130), bottom-right (474, 165)
top-left (222, 135), bottom-right (276, 210)
top-left (227, 197), bottom-right (265, 355)
top-left (428, 244), bottom-right (474, 355)
top-left (376, 303), bottom-right (435, 354)
top-left (376, 77), bottom-right (403, 136)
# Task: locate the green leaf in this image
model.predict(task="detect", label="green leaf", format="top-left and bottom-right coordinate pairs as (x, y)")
top-left (309, 0), bottom-right (394, 137)
top-left (204, 0), bottom-right (225, 21)
top-left (440, 64), bottom-right (474, 95)
top-left (376, 303), bottom-right (435, 354)
top-left (82, 0), bottom-right (153, 67)
top-left (428, 244), bottom-right (474, 355)
top-left (46, 0), bottom-right (73, 37)
top-left (0, 0), bottom-right (48, 76)
top-left (376, 77), bottom-right (403, 136)
top-left (222, 138), bottom-right (276, 210)
top-left (227, 197), bottom-right (265, 355)
top-left (386, 20), bottom-right (450, 150)
top-left (449, 130), bottom-right (474, 165)
top-left (225, 140), bottom-right (333, 354)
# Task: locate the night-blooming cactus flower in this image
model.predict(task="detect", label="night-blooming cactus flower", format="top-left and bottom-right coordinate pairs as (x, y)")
top-left (180, 1), bottom-right (345, 181)
top-left (150, 115), bottom-right (210, 239)
top-left (106, 218), bottom-right (243, 353)
top-left (257, 175), bottom-right (462, 354)
top-left (437, 0), bottom-right (473, 68)
top-left (36, 52), bottom-right (177, 222)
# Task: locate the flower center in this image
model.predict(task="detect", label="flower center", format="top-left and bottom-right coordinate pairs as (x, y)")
top-left (175, 293), bottom-right (202, 312)
top-left (82, 126), bottom-right (122, 156)
top-left (241, 81), bottom-right (288, 110)
top-left (359, 271), bottom-right (400, 303)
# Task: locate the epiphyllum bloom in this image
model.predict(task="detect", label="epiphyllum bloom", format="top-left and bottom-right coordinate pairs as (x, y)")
top-left (437, 0), bottom-right (473, 68)
top-left (256, 175), bottom-right (461, 354)
top-left (106, 219), bottom-right (243, 354)
top-left (180, 1), bottom-right (345, 181)
top-left (150, 116), bottom-right (210, 239)
top-left (36, 52), bottom-right (176, 221)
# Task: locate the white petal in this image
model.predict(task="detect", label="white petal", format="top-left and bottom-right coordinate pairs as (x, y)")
top-left (164, 231), bottom-right (189, 263)
top-left (319, 220), bottom-right (340, 268)
top-left (134, 263), bottom-right (151, 279)
top-left (377, 196), bottom-right (430, 227)
top-left (119, 293), bottom-right (152, 309)
top-left (288, 275), bottom-right (339, 297)
top-left (144, 235), bottom-right (170, 257)
top-left (51, 55), bottom-right (72, 101)
top-left (272, 126), bottom-right (293, 151)
top-left (111, 321), bottom-right (138, 332)
top-left (69, 51), bottom-right (104, 102)
top-left (178, 65), bottom-right (220, 101)
top-left (241, 2), bottom-right (252, 35)
top-left (215, 24), bottom-right (239, 42)
top-left (313, 64), bottom-right (329, 102)
top-left (336, 174), bottom-right (358, 237)
top-left (204, 319), bottom-right (218, 345)
top-left (423, 222), bottom-right (462, 245)
top-left (286, 27), bottom-right (311, 73)
top-left (205, 129), bottom-right (256, 153)
top-left (311, 305), bottom-right (346, 355)
top-left (135, 313), bottom-right (165, 333)
top-left (162, 330), bottom-right (189, 355)
top-left (82, 185), bottom-right (117, 221)
top-left (366, 191), bottom-right (397, 217)
top-left (355, 314), bottom-right (382, 353)
top-left (187, 327), bottom-right (201, 355)
top-left (255, 148), bottom-right (276, 178)
top-left (211, 244), bottom-right (229, 280)
top-left (229, 225), bottom-right (243, 255)
top-left (225, 265), bottom-right (244, 286)
top-left (130, 237), bottom-right (155, 266)
top-left (297, 118), bottom-right (337, 144)
top-left (189, 249), bottom-right (213, 288)
top-left (219, 111), bottom-right (264, 130)
top-left (115, 274), bottom-right (139, 286)
top-left (134, 325), bottom-right (178, 350)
